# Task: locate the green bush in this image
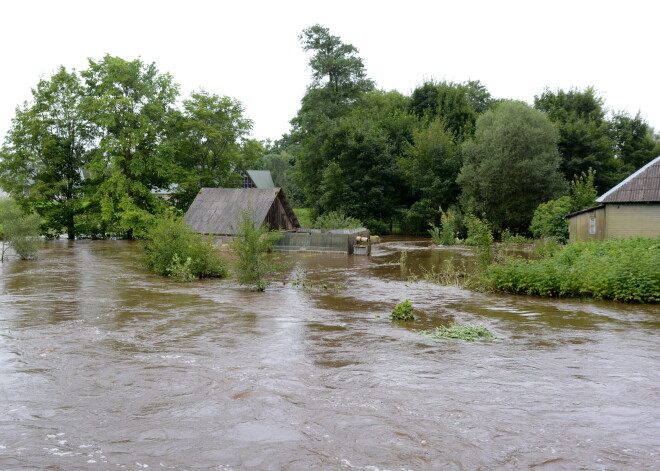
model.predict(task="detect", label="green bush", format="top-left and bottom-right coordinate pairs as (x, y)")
top-left (529, 195), bottom-right (573, 242)
top-left (141, 213), bottom-right (227, 281)
top-left (312, 211), bottom-right (363, 230)
top-left (501, 229), bottom-right (533, 244)
top-left (483, 237), bottom-right (660, 302)
top-left (429, 207), bottom-right (461, 245)
top-left (390, 299), bottom-right (415, 321)
top-left (0, 198), bottom-right (42, 261)
top-left (231, 208), bottom-right (283, 291)
top-left (464, 213), bottom-right (494, 266)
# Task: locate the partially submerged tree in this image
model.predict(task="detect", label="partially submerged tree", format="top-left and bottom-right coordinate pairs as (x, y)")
top-left (81, 55), bottom-right (179, 237)
top-left (0, 67), bottom-right (90, 239)
top-left (231, 208), bottom-right (282, 291)
top-left (141, 212), bottom-right (227, 281)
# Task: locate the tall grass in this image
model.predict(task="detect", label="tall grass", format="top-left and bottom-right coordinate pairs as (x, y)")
top-left (483, 237), bottom-right (660, 303)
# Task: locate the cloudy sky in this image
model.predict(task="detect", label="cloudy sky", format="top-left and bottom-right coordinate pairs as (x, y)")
top-left (1, 0), bottom-right (658, 142)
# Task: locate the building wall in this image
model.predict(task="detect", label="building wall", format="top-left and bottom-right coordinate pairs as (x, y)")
top-left (568, 204), bottom-right (660, 241)
top-left (568, 207), bottom-right (606, 242)
top-left (605, 204), bottom-right (660, 239)
top-left (265, 196), bottom-right (295, 231)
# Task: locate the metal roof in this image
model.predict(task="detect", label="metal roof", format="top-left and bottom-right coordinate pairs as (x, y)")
top-left (184, 188), bottom-right (298, 235)
top-left (246, 170), bottom-right (275, 189)
top-left (597, 156), bottom-right (660, 203)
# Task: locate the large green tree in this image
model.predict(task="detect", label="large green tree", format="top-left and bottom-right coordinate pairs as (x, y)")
top-left (397, 118), bottom-right (461, 232)
top-left (171, 90), bottom-right (254, 210)
top-left (81, 55), bottom-right (179, 237)
top-left (317, 116), bottom-right (401, 226)
top-left (409, 80), bottom-right (484, 143)
top-left (610, 111), bottom-right (659, 172)
top-left (458, 101), bottom-right (566, 233)
top-left (534, 87), bottom-right (616, 191)
top-left (0, 67), bottom-right (90, 238)
top-left (291, 25), bottom-right (375, 209)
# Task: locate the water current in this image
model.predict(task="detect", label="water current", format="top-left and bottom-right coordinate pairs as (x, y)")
top-left (0, 239), bottom-right (658, 470)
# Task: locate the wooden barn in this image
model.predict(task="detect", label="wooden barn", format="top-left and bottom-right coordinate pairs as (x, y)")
top-left (566, 156), bottom-right (660, 241)
top-left (184, 188), bottom-right (299, 236)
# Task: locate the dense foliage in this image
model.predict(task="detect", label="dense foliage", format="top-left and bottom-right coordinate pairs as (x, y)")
top-left (530, 168), bottom-right (599, 241)
top-left (483, 238), bottom-right (660, 302)
top-left (0, 56), bottom-right (258, 239)
top-left (1, 26), bottom-right (658, 239)
top-left (141, 213), bottom-right (227, 281)
top-left (311, 211), bottom-right (363, 230)
top-left (458, 101), bottom-right (566, 233)
top-left (390, 299), bottom-right (415, 321)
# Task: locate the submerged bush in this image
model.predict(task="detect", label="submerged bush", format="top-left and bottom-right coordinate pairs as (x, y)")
top-left (464, 213), bottom-right (494, 266)
top-left (142, 213), bottom-right (227, 281)
top-left (419, 323), bottom-right (495, 341)
top-left (390, 299), bottom-right (415, 321)
top-left (231, 208), bottom-right (283, 291)
top-left (0, 198), bottom-right (42, 261)
top-left (483, 237), bottom-right (660, 302)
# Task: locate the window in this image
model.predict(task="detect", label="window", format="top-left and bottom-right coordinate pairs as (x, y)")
top-left (589, 217), bottom-right (596, 235)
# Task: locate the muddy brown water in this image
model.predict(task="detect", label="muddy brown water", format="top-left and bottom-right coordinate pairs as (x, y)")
top-left (0, 238), bottom-right (658, 470)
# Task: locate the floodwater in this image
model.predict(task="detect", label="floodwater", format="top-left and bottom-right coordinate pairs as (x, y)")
top-left (0, 238), bottom-right (658, 470)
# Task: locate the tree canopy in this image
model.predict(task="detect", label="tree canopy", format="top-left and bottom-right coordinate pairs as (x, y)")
top-left (458, 101), bottom-right (566, 233)
top-left (2, 29), bottom-right (658, 240)
top-left (0, 55), bottom-right (254, 239)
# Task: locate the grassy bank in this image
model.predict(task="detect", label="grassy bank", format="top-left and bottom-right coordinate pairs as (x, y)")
top-left (481, 237), bottom-right (660, 303)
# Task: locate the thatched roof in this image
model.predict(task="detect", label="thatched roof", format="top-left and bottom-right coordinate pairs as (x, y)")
top-left (184, 188), bottom-right (299, 235)
top-left (597, 156), bottom-right (660, 203)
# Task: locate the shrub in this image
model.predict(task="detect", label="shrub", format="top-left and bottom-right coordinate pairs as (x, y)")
top-left (0, 198), bottom-right (42, 261)
top-left (142, 213), bottom-right (227, 281)
top-left (231, 208), bottom-right (283, 291)
top-left (501, 229), bottom-right (533, 244)
top-left (530, 196), bottom-right (573, 242)
top-left (570, 168), bottom-right (598, 211)
top-left (390, 299), bottom-right (415, 321)
top-left (483, 237), bottom-right (660, 302)
top-left (429, 207), bottom-right (461, 245)
top-left (166, 254), bottom-right (196, 282)
top-left (312, 211), bottom-right (363, 230)
top-left (464, 213), bottom-right (494, 266)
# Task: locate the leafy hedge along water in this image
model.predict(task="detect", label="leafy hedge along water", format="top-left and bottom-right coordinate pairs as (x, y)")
top-left (483, 237), bottom-right (660, 303)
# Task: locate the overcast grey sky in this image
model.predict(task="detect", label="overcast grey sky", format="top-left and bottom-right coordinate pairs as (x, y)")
top-left (1, 0), bottom-right (658, 142)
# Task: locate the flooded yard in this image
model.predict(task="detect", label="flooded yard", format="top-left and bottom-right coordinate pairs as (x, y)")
top-left (0, 239), bottom-right (658, 470)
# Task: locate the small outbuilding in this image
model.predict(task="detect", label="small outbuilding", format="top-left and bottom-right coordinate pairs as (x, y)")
top-left (566, 156), bottom-right (660, 241)
top-left (184, 188), bottom-right (299, 236)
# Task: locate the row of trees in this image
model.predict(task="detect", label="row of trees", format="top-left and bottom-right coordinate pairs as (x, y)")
top-left (0, 56), bottom-right (258, 239)
top-left (261, 25), bottom-right (659, 235)
top-left (2, 26), bottom-right (659, 239)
